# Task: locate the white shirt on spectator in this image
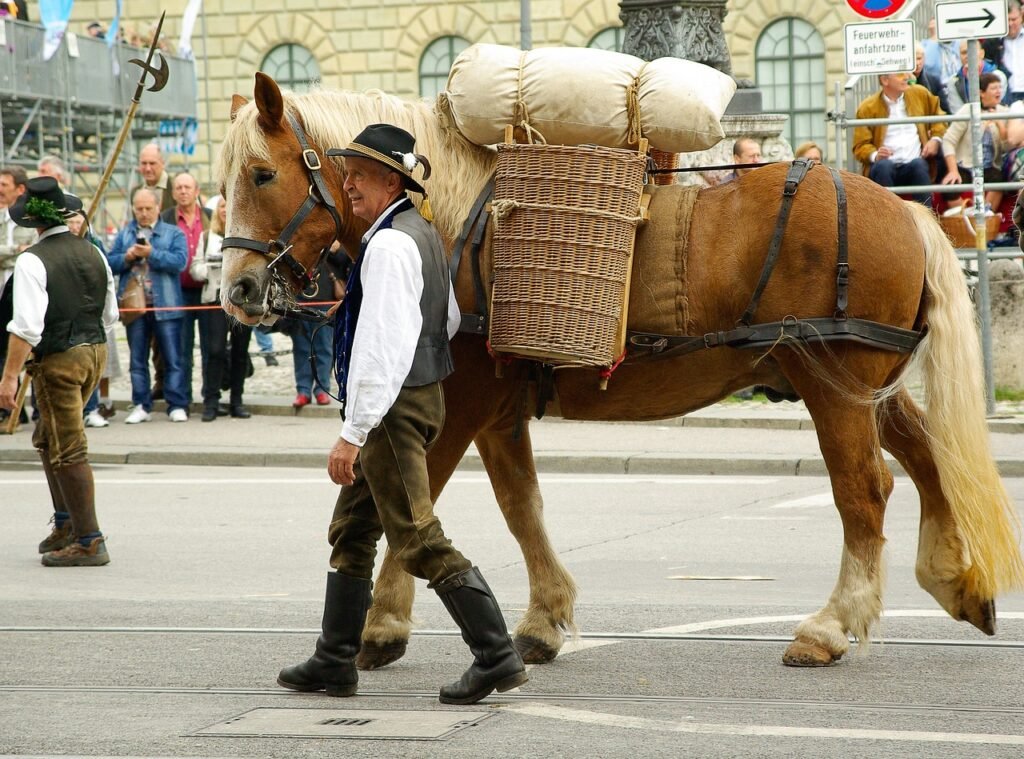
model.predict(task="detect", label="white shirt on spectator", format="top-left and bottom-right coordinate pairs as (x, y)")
top-left (875, 93), bottom-right (924, 165)
top-left (1005, 32), bottom-right (1024, 94)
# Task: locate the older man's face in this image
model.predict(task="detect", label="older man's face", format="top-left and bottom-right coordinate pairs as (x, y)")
top-left (132, 190), bottom-right (160, 228)
top-left (138, 147), bottom-right (164, 186)
top-left (172, 174), bottom-right (200, 210)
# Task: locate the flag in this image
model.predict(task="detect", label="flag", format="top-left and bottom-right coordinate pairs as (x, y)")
top-left (107, 0), bottom-right (120, 49)
top-left (177, 0), bottom-right (202, 59)
top-left (107, 0), bottom-right (121, 76)
top-left (38, 0), bottom-right (74, 60)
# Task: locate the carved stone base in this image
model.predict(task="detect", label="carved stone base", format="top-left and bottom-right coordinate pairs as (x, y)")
top-left (675, 113), bottom-right (792, 188)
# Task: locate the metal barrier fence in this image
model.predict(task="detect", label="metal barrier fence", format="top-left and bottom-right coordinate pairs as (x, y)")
top-left (0, 18), bottom-right (197, 117)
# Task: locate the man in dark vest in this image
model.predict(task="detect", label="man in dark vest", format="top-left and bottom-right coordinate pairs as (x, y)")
top-left (277, 124), bottom-right (527, 704)
top-left (0, 177), bottom-right (118, 566)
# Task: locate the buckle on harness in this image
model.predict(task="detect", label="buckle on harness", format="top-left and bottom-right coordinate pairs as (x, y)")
top-left (303, 149), bottom-right (322, 171)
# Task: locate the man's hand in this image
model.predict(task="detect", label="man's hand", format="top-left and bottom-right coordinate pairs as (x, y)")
top-left (920, 140), bottom-right (940, 159)
top-left (328, 437), bottom-right (360, 485)
top-left (876, 146), bottom-right (893, 161)
top-left (131, 241), bottom-right (152, 260)
top-left (0, 374), bottom-right (16, 410)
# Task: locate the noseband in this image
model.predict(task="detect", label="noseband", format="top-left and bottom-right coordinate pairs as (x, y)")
top-left (222, 112), bottom-right (343, 303)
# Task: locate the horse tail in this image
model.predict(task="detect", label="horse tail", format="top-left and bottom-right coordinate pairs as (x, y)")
top-left (907, 201), bottom-right (1024, 598)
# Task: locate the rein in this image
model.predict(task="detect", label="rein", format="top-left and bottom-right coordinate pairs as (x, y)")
top-left (222, 112), bottom-right (344, 299)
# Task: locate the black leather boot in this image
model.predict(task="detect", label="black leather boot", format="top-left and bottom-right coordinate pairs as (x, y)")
top-left (434, 567), bottom-right (528, 705)
top-left (277, 572), bottom-right (371, 697)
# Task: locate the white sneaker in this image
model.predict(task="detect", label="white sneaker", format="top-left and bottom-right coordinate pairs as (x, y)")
top-left (124, 407), bottom-right (152, 424)
top-left (84, 410), bottom-right (109, 428)
top-left (168, 408), bottom-right (189, 423)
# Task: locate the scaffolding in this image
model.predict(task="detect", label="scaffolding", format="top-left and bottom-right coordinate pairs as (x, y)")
top-left (0, 18), bottom-right (197, 235)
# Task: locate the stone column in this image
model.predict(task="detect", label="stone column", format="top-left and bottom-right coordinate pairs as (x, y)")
top-left (618, 0), bottom-right (791, 187)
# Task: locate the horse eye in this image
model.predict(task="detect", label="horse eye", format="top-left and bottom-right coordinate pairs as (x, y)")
top-left (253, 170), bottom-right (276, 187)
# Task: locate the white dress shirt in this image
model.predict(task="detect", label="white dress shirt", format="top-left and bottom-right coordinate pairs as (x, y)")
top-left (1005, 32), bottom-right (1024, 95)
top-left (6, 226), bottom-right (119, 348)
top-left (341, 199), bottom-right (460, 447)
top-left (876, 93), bottom-right (925, 165)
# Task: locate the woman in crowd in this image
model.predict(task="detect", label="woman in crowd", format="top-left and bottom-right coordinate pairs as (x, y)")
top-left (941, 71), bottom-right (1011, 216)
top-left (794, 141), bottom-right (823, 163)
top-left (189, 198), bottom-right (252, 422)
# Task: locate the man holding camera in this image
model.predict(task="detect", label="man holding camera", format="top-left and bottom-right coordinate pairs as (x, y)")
top-left (107, 187), bottom-right (188, 423)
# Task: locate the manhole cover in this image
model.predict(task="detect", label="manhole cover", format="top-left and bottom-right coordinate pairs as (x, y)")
top-left (190, 707), bottom-right (494, 740)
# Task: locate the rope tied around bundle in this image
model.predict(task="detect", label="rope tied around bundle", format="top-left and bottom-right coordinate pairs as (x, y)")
top-left (624, 64), bottom-right (647, 147)
top-left (491, 198), bottom-right (644, 229)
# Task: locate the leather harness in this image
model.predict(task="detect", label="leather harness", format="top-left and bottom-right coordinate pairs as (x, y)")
top-left (222, 113), bottom-right (344, 312)
top-left (454, 158), bottom-right (926, 362)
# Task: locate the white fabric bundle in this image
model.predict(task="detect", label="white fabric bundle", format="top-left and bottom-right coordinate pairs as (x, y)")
top-left (442, 44), bottom-right (736, 153)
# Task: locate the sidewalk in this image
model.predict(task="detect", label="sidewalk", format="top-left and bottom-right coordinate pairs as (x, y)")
top-left (4, 393), bottom-right (1024, 477)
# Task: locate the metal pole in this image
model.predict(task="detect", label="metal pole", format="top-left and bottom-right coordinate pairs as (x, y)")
top-left (967, 39), bottom-right (995, 413)
top-left (520, 0), bottom-right (531, 50)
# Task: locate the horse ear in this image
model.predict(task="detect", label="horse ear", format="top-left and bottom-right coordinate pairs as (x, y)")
top-left (254, 72), bottom-right (285, 132)
top-left (230, 95), bottom-right (248, 122)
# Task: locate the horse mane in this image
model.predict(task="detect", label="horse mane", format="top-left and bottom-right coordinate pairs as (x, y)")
top-left (216, 87), bottom-right (498, 243)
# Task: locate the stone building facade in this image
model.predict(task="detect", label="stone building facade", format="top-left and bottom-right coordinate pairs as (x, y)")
top-left (62, 0), bottom-right (877, 186)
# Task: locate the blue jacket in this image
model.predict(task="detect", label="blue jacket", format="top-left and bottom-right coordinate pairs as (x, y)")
top-left (108, 219), bottom-right (187, 320)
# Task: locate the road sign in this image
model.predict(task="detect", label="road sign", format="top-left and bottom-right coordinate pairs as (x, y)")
top-left (844, 20), bottom-right (916, 75)
top-left (935, 0), bottom-right (1007, 40)
top-left (846, 0), bottom-right (907, 19)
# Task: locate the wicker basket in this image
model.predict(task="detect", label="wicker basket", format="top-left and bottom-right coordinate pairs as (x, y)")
top-left (938, 211), bottom-right (1001, 248)
top-left (489, 142), bottom-right (647, 367)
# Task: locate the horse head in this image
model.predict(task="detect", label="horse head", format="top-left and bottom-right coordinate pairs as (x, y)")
top-left (219, 73), bottom-right (363, 325)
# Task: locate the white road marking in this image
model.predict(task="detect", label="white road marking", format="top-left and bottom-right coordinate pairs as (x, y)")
top-left (552, 610), bottom-right (1024, 658)
top-left (667, 575), bottom-right (774, 581)
top-left (770, 493), bottom-right (835, 509)
top-left (505, 704), bottom-right (1024, 745)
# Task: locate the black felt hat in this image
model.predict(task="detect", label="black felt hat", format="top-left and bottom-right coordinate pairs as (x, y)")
top-left (327, 123), bottom-right (431, 194)
top-left (9, 176), bottom-right (83, 228)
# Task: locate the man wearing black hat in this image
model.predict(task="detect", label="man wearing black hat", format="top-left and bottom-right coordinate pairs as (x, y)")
top-left (0, 177), bottom-right (118, 566)
top-left (277, 124), bottom-right (527, 705)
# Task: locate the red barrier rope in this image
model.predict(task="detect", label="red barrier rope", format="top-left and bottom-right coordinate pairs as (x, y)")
top-left (117, 300), bottom-right (339, 313)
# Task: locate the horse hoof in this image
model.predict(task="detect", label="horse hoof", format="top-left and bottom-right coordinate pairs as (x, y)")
top-left (782, 640), bottom-right (841, 667)
top-left (960, 597), bottom-right (997, 636)
top-left (514, 634), bottom-right (559, 664)
top-left (356, 640), bottom-right (407, 670)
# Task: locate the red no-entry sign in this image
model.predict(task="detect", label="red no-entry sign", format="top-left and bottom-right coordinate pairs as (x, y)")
top-left (846, 0), bottom-right (907, 19)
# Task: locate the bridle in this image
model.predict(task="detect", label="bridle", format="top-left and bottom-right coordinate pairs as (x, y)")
top-left (222, 112), bottom-right (344, 317)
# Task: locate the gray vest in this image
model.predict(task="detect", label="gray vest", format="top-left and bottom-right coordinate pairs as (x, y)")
top-left (390, 206), bottom-right (454, 387)
top-left (31, 232), bottom-right (108, 357)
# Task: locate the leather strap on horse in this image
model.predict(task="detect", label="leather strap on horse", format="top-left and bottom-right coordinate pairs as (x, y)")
top-left (829, 166), bottom-right (850, 319)
top-left (625, 159), bottom-right (924, 362)
top-left (222, 113), bottom-right (343, 295)
top-left (451, 181), bottom-right (494, 335)
top-left (627, 316), bottom-right (922, 362)
top-left (739, 158), bottom-right (814, 327)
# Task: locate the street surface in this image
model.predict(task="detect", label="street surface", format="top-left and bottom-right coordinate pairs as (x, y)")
top-left (3, 461), bottom-right (1024, 757)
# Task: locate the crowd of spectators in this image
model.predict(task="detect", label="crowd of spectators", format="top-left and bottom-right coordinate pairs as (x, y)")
top-left (0, 142), bottom-right (342, 428)
top-left (853, 3), bottom-right (1024, 239)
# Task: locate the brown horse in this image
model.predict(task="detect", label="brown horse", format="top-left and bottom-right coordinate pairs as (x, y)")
top-left (219, 73), bottom-right (1024, 670)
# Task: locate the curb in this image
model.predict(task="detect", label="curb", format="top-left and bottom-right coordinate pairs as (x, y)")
top-left (3, 446), bottom-right (1023, 478)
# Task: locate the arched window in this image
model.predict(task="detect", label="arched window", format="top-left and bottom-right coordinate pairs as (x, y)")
top-left (260, 44), bottom-right (320, 93)
top-left (755, 18), bottom-right (827, 159)
top-left (588, 27), bottom-right (624, 53)
top-left (420, 36), bottom-right (470, 98)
